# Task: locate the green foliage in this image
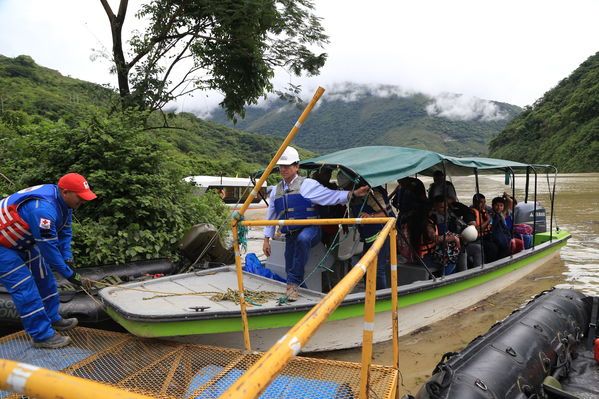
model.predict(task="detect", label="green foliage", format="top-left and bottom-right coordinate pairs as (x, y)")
top-left (0, 55), bottom-right (315, 266)
top-left (208, 89), bottom-right (521, 156)
top-left (102, 0), bottom-right (328, 119)
top-left (1, 111), bottom-right (230, 265)
top-left (489, 52), bottom-right (599, 172)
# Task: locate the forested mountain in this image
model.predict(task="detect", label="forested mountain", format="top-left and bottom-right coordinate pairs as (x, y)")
top-left (207, 84), bottom-right (522, 156)
top-left (489, 52), bottom-right (599, 172)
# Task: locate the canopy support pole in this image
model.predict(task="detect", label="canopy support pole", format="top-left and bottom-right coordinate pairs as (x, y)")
top-left (474, 168), bottom-right (485, 269)
top-left (530, 165), bottom-right (539, 249)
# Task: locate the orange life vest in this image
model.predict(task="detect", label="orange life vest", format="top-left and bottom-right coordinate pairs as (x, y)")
top-left (417, 220), bottom-right (437, 259)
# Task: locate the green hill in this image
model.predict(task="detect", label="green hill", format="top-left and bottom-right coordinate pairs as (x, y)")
top-left (0, 54), bottom-right (314, 179)
top-left (0, 54), bottom-right (116, 120)
top-left (207, 84), bottom-right (522, 156)
top-left (489, 52), bottom-right (599, 172)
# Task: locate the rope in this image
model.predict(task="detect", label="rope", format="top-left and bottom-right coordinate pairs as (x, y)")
top-left (81, 277), bottom-right (219, 297)
top-left (232, 211), bottom-right (249, 251)
top-left (77, 277), bottom-right (283, 308)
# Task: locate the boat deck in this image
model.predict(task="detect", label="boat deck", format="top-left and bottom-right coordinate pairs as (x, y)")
top-left (100, 267), bottom-right (324, 320)
top-left (0, 327), bottom-right (397, 399)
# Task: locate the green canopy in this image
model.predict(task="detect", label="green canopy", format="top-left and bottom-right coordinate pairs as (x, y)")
top-left (300, 146), bottom-right (546, 187)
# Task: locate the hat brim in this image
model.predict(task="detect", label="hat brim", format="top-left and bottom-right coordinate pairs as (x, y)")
top-left (76, 190), bottom-right (97, 201)
top-left (276, 160), bottom-right (297, 166)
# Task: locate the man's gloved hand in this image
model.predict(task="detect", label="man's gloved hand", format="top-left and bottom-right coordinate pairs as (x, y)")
top-left (67, 272), bottom-right (83, 287)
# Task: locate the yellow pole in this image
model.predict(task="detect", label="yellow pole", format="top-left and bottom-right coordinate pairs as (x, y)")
top-left (231, 227), bottom-right (251, 350)
top-left (227, 87), bottom-right (325, 350)
top-left (389, 229), bottom-right (400, 399)
top-left (0, 359), bottom-right (155, 399)
top-left (234, 86), bottom-right (325, 217)
top-left (240, 217), bottom-right (392, 227)
top-left (219, 219), bottom-right (395, 399)
top-left (359, 255), bottom-right (377, 399)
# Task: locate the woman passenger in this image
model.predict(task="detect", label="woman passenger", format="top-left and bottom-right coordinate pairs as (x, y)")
top-left (406, 202), bottom-right (461, 277)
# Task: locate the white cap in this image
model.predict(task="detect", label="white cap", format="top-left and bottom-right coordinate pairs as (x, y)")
top-left (277, 147), bottom-right (300, 165)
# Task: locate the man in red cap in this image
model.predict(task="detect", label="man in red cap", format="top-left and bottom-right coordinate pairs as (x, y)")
top-left (0, 173), bottom-right (96, 348)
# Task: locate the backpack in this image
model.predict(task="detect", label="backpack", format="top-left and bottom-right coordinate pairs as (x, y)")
top-left (513, 223), bottom-right (533, 235)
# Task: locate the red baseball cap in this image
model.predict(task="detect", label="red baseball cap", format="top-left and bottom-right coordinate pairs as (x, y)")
top-left (57, 173), bottom-right (97, 200)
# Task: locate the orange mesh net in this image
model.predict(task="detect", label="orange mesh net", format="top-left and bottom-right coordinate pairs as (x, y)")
top-left (0, 327), bottom-right (397, 399)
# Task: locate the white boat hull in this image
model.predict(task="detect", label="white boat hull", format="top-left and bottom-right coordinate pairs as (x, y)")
top-left (168, 250), bottom-right (560, 352)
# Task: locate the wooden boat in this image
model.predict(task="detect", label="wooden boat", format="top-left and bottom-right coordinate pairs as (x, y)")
top-left (407, 288), bottom-right (598, 399)
top-left (100, 146), bottom-right (570, 352)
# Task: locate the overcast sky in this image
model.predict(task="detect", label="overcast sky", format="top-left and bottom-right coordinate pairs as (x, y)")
top-left (1, 0), bottom-right (598, 112)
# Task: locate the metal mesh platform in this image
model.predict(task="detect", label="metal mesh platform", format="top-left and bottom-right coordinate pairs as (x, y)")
top-left (0, 327), bottom-right (397, 399)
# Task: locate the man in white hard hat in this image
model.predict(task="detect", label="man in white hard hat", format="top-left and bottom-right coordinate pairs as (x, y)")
top-left (263, 147), bottom-right (369, 301)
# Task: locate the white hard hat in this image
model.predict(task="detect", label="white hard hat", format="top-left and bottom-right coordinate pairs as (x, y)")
top-left (277, 147), bottom-right (300, 165)
top-left (461, 225), bottom-right (478, 243)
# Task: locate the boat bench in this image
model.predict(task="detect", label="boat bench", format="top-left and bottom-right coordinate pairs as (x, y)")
top-left (264, 238), bottom-right (335, 292)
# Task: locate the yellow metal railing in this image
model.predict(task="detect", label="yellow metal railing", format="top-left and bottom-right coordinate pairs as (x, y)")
top-left (222, 217), bottom-right (398, 399)
top-left (0, 358), bottom-right (156, 399)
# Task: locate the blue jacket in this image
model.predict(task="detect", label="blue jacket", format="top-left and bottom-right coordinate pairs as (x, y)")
top-left (2, 184), bottom-right (74, 278)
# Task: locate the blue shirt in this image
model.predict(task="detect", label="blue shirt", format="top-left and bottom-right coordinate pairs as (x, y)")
top-left (264, 176), bottom-right (350, 238)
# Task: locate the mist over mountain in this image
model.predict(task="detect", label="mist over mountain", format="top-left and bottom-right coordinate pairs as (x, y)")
top-left (206, 83), bottom-right (522, 156)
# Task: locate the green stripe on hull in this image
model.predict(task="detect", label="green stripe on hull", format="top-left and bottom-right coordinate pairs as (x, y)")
top-left (109, 234), bottom-right (567, 338)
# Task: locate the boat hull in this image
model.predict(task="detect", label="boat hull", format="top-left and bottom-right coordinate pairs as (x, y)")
top-left (104, 232), bottom-right (569, 352)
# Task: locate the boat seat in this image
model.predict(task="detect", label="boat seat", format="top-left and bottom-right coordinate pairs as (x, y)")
top-left (264, 238), bottom-right (335, 292)
top-left (542, 376), bottom-right (583, 399)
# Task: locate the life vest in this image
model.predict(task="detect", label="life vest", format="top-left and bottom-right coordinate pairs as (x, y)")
top-left (471, 208), bottom-right (492, 236)
top-left (417, 220), bottom-right (438, 259)
top-left (0, 185), bottom-right (68, 250)
top-left (273, 176), bottom-right (319, 234)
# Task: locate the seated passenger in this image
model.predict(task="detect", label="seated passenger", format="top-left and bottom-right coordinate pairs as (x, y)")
top-left (489, 196), bottom-right (512, 260)
top-left (407, 202), bottom-right (461, 277)
top-left (431, 196), bottom-right (475, 271)
top-left (347, 182), bottom-right (395, 289)
top-left (312, 167), bottom-right (346, 248)
top-left (428, 170), bottom-right (458, 201)
top-left (391, 177), bottom-right (427, 224)
top-left (469, 193), bottom-right (492, 267)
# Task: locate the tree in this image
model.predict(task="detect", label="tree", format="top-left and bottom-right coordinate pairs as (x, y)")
top-left (99, 0), bottom-right (328, 119)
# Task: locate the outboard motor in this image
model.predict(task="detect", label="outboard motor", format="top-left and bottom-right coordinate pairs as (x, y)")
top-left (514, 201), bottom-right (547, 233)
top-left (178, 223), bottom-right (235, 265)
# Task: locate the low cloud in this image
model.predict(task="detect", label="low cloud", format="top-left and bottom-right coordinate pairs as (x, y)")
top-left (425, 93), bottom-right (508, 121)
top-left (318, 82), bottom-right (414, 102)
